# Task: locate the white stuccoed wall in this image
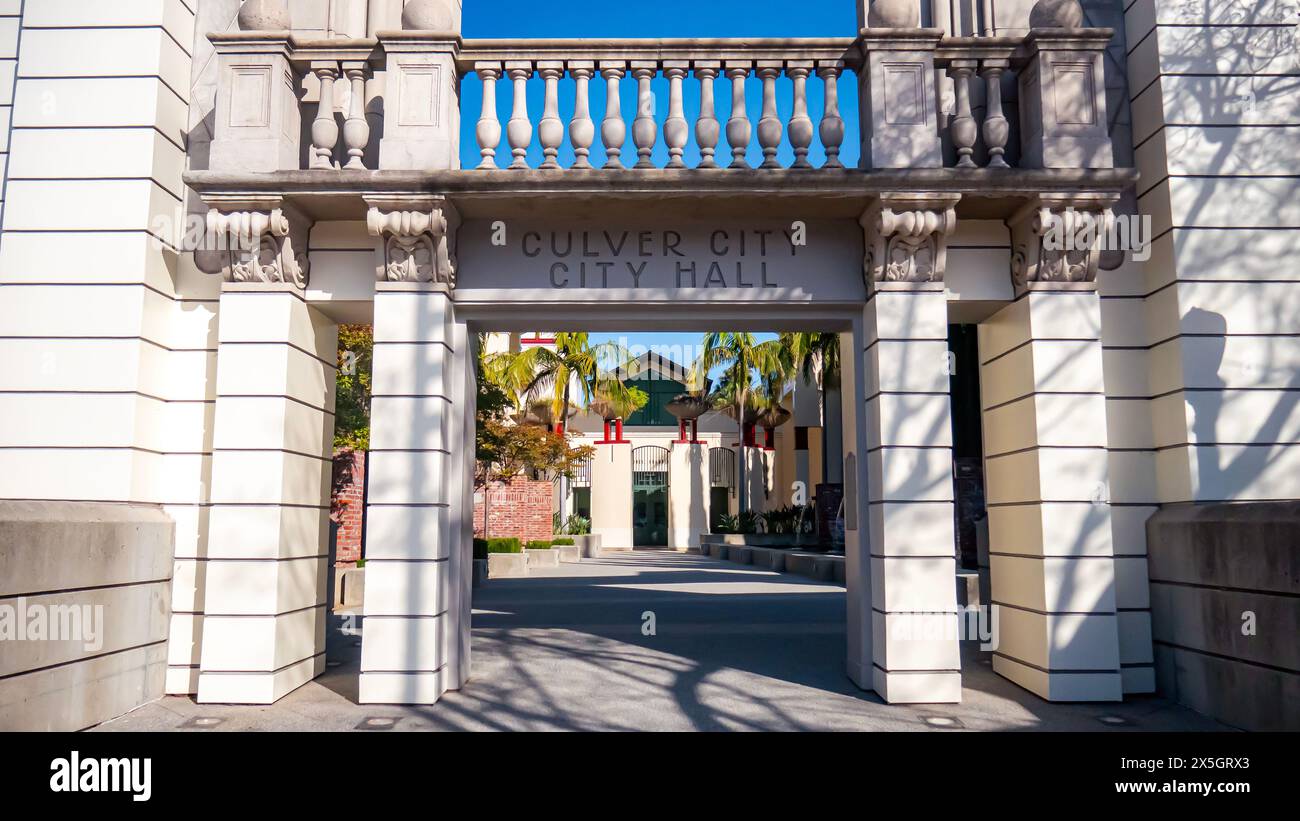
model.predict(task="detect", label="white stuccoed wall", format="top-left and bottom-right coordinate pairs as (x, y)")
top-left (668, 442), bottom-right (710, 549)
top-left (0, 1), bottom-right (219, 696)
top-left (590, 442), bottom-right (634, 548)
top-left (1126, 0), bottom-right (1300, 506)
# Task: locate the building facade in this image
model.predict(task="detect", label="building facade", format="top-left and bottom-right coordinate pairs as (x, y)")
top-left (1, 0), bottom-right (1296, 729)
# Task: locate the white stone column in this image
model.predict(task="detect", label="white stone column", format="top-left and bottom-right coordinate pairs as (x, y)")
top-left (198, 272), bottom-right (337, 703)
top-left (851, 194), bottom-right (962, 703)
top-left (590, 441), bottom-right (633, 548)
top-left (978, 196), bottom-right (1123, 701)
top-left (360, 196), bottom-right (469, 703)
top-left (668, 442), bottom-right (709, 550)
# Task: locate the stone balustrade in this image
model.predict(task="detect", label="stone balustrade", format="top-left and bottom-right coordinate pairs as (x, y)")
top-left (460, 39), bottom-right (855, 172)
top-left (206, 27), bottom-right (1114, 174)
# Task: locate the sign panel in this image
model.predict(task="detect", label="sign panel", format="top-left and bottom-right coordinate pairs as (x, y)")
top-left (455, 218), bottom-right (866, 304)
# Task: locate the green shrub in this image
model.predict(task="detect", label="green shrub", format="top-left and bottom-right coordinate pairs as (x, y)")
top-left (526, 540), bottom-right (553, 550)
top-left (555, 513), bottom-right (591, 535)
top-left (486, 537), bottom-right (522, 554)
top-left (551, 537), bottom-right (575, 546)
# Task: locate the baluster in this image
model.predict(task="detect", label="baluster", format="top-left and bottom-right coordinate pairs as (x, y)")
top-left (663, 63), bottom-right (688, 169)
top-left (726, 62), bottom-right (751, 169)
top-left (538, 61), bottom-right (564, 169)
top-left (787, 63), bottom-right (813, 169)
top-left (756, 64), bottom-right (782, 169)
top-left (570, 62), bottom-right (595, 169)
top-left (694, 64), bottom-right (720, 169)
top-left (506, 62), bottom-right (532, 169)
top-left (601, 62), bottom-right (626, 169)
top-left (818, 62), bottom-right (845, 169)
top-left (631, 63), bottom-right (657, 169)
top-left (981, 61), bottom-right (1010, 168)
top-left (475, 62), bottom-right (502, 169)
top-left (950, 62), bottom-right (977, 168)
top-left (310, 62), bottom-right (340, 169)
top-left (342, 63), bottom-right (370, 170)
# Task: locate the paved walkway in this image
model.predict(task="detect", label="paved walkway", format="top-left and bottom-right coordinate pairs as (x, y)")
top-left (98, 551), bottom-right (1228, 732)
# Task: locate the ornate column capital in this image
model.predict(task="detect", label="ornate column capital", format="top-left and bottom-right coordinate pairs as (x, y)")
top-left (365, 195), bottom-right (460, 285)
top-left (204, 195), bottom-right (310, 288)
top-left (859, 193), bottom-right (959, 287)
top-left (1008, 194), bottom-right (1118, 293)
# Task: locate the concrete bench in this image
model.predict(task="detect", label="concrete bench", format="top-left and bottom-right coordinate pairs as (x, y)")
top-left (748, 546), bottom-right (786, 572)
top-left (556, 545), bottom-right (581, 563)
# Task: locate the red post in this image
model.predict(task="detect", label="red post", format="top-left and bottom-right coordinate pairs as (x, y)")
top-left (690, 418), bottom-right (701, 444)
top-left (601, 419), bottom-right (612, 443)
top-left (615, 418), bottom-right (625, 442)
top-left (763, 426), bottom-right (775, 450)
top-left (743, 422), bottom-right (757, 448)
top-left (676, 419), bottom-right (688, 444)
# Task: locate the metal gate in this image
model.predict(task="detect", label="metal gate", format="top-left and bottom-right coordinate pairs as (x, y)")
top-left (632, 446), bottom-right (669, 546)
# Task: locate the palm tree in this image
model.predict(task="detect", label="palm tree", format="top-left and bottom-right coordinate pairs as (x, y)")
top-left (779, 332), bottom-right (842, 486)
top-left (691, 333), bottom-right (788, 513)
top-left (483, 333), bottom-right (641, 433)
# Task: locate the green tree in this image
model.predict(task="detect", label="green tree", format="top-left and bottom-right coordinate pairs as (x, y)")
top-left (780, 332), bottom-right (842, 485)
top-left (334, 324), bottom-right (373, 451)
top-left (483, 333), bottom-right (644, 429)
top-left (691, 333), bottom-right (787, 513)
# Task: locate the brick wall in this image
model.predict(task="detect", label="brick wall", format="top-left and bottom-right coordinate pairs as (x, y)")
top-left (331, 450), bottom-right (366, 564)
top-left (474, 476), bottom-right (554, 544)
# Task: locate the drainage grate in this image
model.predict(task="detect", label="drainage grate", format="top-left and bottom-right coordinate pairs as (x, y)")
top-left (920, 715), bottom-right (965, 730)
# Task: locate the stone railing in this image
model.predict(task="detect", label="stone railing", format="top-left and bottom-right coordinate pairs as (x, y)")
top-left (459, 38), bottom-right (857, 171)
top-left (206, 20), bottom-right (1114, 174)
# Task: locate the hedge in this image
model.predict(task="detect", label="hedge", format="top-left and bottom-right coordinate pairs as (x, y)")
top-left (551, 537), bottom-right (575, 546)
top-left (525, 540), bottom-right (553, 550)
top-left (483, 537), bottom-right (522, 555)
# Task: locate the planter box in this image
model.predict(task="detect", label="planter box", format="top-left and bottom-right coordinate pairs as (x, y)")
top-left (472, 559), bottom-right (488, 588)
top-left (488, 552), bottom-right (528, 578)
top-left (573, 534), bottom-right (602, 559)
top-left (555, 545), bottom-right (581, 564)
top-left (729, 546), bottom-right (753, 565)
top-left (526, 548), bottom-right (560, 569)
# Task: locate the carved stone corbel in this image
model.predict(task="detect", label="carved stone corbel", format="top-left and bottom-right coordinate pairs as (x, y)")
top-left (204, 196), bottom-right (311, 288)
top-left (365, 196), bottom-right (460, 285)
top-left (1008, 194), bottom-right (1117, 294)
top-left (860, 194), bottom-right (959, 287)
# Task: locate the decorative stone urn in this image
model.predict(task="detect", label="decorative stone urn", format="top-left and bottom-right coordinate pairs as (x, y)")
top-left (721, 404), bottom-right (764, 426)
top-left (665, 394), bottom-right (710, 422)
top-left (866, 0), bottom-right (920, 28)
top-left (757, 405), bottom-right (792, 431)
top-left (1029, 0), bottom-right (1084, 29)
top-left (237, 0), bottom-right (290, 31)
top-left (402, 0), bottom-right (460, 31)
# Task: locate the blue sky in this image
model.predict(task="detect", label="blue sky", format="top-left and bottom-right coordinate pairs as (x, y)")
top-left (464, 1), bottom-right (850, 356)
